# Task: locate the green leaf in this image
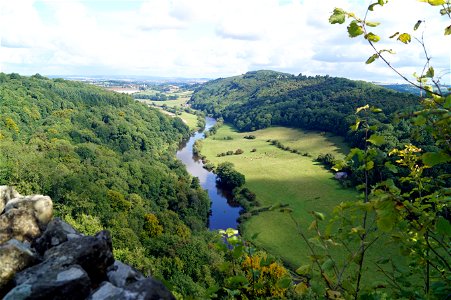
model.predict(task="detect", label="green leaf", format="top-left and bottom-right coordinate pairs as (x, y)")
top-left (365, 54), bottom-right (379, 64)
top-left (329, 8), bottom-right (346, 24)
top-left (296, 264), bottom-right (311, 275)
top-left (397, 33), bottom-right (411, 44)
top-left (365, 32), bottom-right (380, 42)
top-left (367, 134), bottom-right (385, 146)
top-left (312, 211), bottom-right (325, 221)
top-left (384, 161), bottom-right (398, 173)
top-left (389, 32), bottom-right (400, 39)
top-left (365, 160), bottom-right (375, 171)
top-left (366, 21), bottom-right (380, 27)
top-left (321, 259), bottom-right (335, 271)
top-left (251, 232), bottom-right (260, 240)
top-left (347, 21), bottom-right (364, 38)
top-left (421, 151), bottom-right (451, 167)
top-left (414, 20), bottom-right (422, 31)
top-left (445, 25), bottom-right (451, 35)
top-left (418, 0), bottom-right (445, 5)
top-left (276, 277), bottom-right (292, 289)
top-left (425, 66), bottom-right (434, 78)
top-left (436, 217), bottom-right (451, 236)
top-left (351, 119), bottom-right (361, 131)
top-left (371, 107), bottom-right (383, 113)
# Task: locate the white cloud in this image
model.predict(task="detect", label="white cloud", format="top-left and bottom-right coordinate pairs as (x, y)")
top-left (0, 0), bottom-right (448, 83)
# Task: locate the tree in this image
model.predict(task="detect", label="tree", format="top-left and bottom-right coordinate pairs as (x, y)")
top-left (215, 162), bottom-right (245, 189)
top-left (287, 2), bottom-right (451, 299)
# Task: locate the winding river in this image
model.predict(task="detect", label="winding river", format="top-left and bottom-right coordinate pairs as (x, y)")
top-left (176, 117), bottom-right (241, 230)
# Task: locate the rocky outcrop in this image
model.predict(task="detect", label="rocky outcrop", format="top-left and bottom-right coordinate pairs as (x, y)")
top-left (0, 186), bottom-right (174, 299)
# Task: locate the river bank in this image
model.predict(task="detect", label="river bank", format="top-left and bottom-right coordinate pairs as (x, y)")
top-left (176, 117), bottom-right (241, 230)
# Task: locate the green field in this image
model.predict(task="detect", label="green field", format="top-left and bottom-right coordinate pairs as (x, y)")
top-left (200, 124), bottom-right (357, 268)
top-left (137, 91), bottom-right (200, 130)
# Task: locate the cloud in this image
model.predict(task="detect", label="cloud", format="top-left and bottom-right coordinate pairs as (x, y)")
top-left (0, 0), bottom-right (448, 82)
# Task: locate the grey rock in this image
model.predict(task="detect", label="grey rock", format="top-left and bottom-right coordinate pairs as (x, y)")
top-left (0, 239), bottom-right (37, 291)
top-left (42, 230), bottom-right (114, 284)
top-left (107, 260), bottom-right (145, 288)
top-left (5, 264), bottom-right (91, 300)
top-left (4, 195), bottom-right (53, 228)
top-left (0, 209), bottom-right (41, 244)
top-left (0, 186), bottom-right (21, 214)
top-left (125, 278), bottom-right (176, 300)
top-left (88, 281), bottom-right (126, 300)
top-left (334, 171), bottom-right (348, 180)
top-left (32, 218), bottom-right (81, 255)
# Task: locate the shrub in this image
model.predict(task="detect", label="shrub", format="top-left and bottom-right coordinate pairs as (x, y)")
top-left (235, 148), bottom-right (244, 155)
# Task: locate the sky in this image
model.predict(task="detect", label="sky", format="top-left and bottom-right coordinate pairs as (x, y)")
top-left (0, 0), bottom-right (449, 83)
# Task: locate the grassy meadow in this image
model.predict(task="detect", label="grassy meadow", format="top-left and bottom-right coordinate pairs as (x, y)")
top-left (137, 91), bottom-right (200, 130)
top-left (199, 124), bottom-right (358, 268)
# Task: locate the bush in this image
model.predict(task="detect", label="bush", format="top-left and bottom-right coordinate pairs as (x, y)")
top-left (251, 148), bottom-right (257, 152)
top-left (244, 135), bottom-right (256, 139)
top-left (235, 149), bottom-right (244, 155)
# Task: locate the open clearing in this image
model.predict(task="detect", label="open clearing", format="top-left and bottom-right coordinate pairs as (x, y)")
top-left (137, 91), bottom-right (199, 130)
top-left (199, 124), bottom-right (357, 268)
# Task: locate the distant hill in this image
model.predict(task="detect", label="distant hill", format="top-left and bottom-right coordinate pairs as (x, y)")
top-left (377, 83), bottom-right (422, 95)
top-left (190, 70), bottom-right (419, 144)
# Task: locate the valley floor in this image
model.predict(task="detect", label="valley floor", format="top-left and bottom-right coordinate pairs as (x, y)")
top-left (199, 124), bottom-right (357, 268)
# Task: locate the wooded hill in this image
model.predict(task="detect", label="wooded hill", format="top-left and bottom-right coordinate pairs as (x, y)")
top-left (190, 70), bottom-right (420, 147)
top-left (0, 73), bottom-right (220, 296)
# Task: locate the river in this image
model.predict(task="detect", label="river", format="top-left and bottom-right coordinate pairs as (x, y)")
top-left (176, 117), bottom-right (241, 230)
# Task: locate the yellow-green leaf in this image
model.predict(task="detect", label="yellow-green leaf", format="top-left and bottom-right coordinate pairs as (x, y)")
top-left (367, 134), bottom-right (385, 146)
top-left (397, 33), bottom-right (411, 44)
top-left (366, 54), bottom-right (379, 64)
top-left (445, 25), bottom-right (451, 35)
top-left (414, 20), bottom-right (422, 31)
top-left (425, 66), bottom-right (434, 78)
top-left (366, 21), bottom-right (381, 27)
top-left (329, 8), bottom-right (346, 24)
top-left (356, 104), bottom-right (369, 114)
top-left (312, 211), bottom-right (325, 221)
top-left (418, 0), bottom-right (446, 6)
top-left (351, 119), bottom-right (361, 131)
top-left (296, 265), bottom-right (311, 275)
top-left (365, 32), bottom-right (380, 42)
top-left (347, 20), bottom-right (364, 38)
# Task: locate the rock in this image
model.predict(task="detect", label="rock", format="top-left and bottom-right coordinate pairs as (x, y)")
top-left (32, 218), bottom-right (82, 255)
top-left (42, 230), bottom-right (114, 284)
top-left (107, 261), bottom-right (145, 288)
top-left (0, 239), bottom-right (38, 292)
top-left (0, 209), bottom-right (41, 244)
top-left (4, 195), bottom-right (53, 228)
top-left (0, 186), bottom-right (21, 214)
top-left (88, 282), bottom-right (126, 300)
top-left (124, 278), bottom-right (176, 300)
top-left (4, 264), bottom-right (91, 300)
top-left (334, 171), bottom-right (348, 180)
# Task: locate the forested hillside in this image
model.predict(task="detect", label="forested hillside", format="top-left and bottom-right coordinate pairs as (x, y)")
top-left (190, 70), bottom-right (420, 147)
top-left (0, 73), bottom-right (218, 296)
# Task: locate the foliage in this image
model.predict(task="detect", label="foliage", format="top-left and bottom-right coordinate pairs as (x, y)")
top-left (212, 229), bottom-right (292, 299)
top-left (215, 162), bottom-right (246, 189)
top-left (280, 2), bottom-right (451, 299)
top-left (190, 70), bottom-right (419, 147)
top-left (0, 73), bottom-right (220, 297)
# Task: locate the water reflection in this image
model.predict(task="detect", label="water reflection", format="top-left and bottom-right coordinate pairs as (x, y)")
top-left (176, 117), bottom-right (241, 230)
